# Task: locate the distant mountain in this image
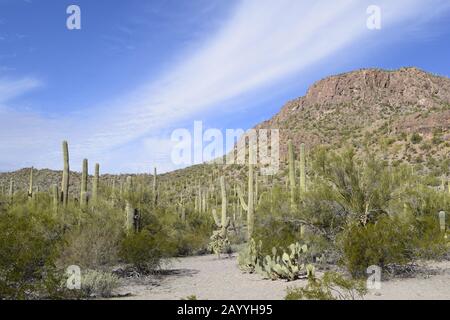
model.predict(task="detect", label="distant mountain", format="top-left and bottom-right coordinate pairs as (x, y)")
top-left (1, 67), bottom-right (449, 194)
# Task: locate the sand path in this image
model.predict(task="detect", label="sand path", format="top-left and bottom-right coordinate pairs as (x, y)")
top-left (114, 254), bottom-right (450, 300)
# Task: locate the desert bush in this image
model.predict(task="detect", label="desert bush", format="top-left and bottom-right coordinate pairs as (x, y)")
top-left (338, 216), bottom-right (414, 277)
top-left (58, 202), bottom-right (125, 269)
top-left (119, 225), bottom-right (174, 273)
top-left (411, 133), bottom-right (423, 144)
top-left (0, 206), bottom-right (62, 299)
top-left (81, 270), bottom-right (119, 298)
top-left (410, 215), bottom-right (449, 259)
top-left (253, 185), bottom-right (299, 256)
top-left (171, 210), bottom-right (215, 256)
top-left (285, 271), bottom-right (367, 300)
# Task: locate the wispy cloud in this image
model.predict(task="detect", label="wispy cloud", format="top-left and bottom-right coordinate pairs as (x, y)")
top-left (0, 77), bottom-right (41, 103)
top-left (1, 0), bottom-right (449, 172)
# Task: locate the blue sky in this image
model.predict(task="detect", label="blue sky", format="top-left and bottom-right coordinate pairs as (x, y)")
top-left (0, 0), bottom-right (449, 173)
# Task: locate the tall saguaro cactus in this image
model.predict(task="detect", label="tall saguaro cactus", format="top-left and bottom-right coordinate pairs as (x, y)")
top-left (61, 141), bottom-right (70, 207)
top-left (212, 176), bottom-right (230, 234)
top-left (9, 178), bottom-right (14, 203)
top-left (125, 176), bottom-right (137, 233)
top-left (209, 176), bottom-right (231, 258)
top-left (220, 176), bottom-right (228, 230)
top-left (153, 167), bottom-right (158, 206)
top-left (237, 142), bottom-right (256, 240)
top-left (288, 140), bottom-right (296, 208)
top-left (28, 167), bottom-right (34, 200)
top-left (299, 143), bottom-right (306, 195)
top-left (92, 163), bottom-right (99, 204)
top-left (80, 159), bottom-right (88, 207)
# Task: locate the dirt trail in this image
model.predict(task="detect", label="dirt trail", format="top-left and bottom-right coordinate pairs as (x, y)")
top-left (114, 254), bottom-right (450, 300)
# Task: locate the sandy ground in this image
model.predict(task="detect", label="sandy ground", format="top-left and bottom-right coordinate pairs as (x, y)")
top-left (114, 254), bottom-right (450, 300)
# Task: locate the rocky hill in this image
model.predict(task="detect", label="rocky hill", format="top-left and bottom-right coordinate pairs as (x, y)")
top-left (256, 67), bottom-right (449, 168)
top-left (1, 67), bottom-right (449, 194)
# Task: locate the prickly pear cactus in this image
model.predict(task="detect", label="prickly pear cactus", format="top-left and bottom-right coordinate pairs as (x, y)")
top-left (239, 239), bottom-right (312, 281)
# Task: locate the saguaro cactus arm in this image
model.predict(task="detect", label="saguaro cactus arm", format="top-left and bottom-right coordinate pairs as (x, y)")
top-left (237, 185), bottom-right (249, 212)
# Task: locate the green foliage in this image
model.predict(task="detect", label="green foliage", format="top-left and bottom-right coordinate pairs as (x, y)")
top-left (172, 213), bottom-right (215, 256)
top-left (119, 227), bottom-right (172, 273)
top-left (253, 185), bottom-right (299, 255)
top-left (81, 270), bottom-right (119, 298)
top-left (285, 271), bottom-right (367, 300)
top-left (0, 208), bottom-right (62, 299)
top-left (338, 216), bottom-right (413, 277)
top-left (411, 133), bottom-right (423, 144)
top-left (58, 202), bottom-right (125, 268)
top-left (238, 239), bottom-right (313, 281)
top-left (410, 215), bottom-right (449, 259)
top-left (312, 148), bottom-right (401, 225)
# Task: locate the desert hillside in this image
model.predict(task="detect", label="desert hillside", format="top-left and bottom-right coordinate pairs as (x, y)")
top-left (258, 67), bottom-right (450, 165)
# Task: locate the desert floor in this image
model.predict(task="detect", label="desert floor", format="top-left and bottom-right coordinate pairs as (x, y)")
top-left (113, 254), bottom-right (450, 300)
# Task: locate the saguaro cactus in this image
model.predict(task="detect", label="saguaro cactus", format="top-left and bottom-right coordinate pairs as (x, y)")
top-left (211, 177), bottom-right (230, 231)
top-left (125, 176), bottom-right (138, 233)
top-left (237, 142), bottom-right (255, 240)
top-left (61, 141), bottom-right (70, 207)
top-left (52, 184), bottom-right (59, 211)
top-left (220, 176), bottom-right (229, 230)
top-left (299, 143), bottom-right (306, 195)
top-left (80, 159), bottom-right (88, 207)
top-left (28, 167), bottom-right (34, 200)
top-left (288, 140), bottom-right (296, 208)
top-left (9, 178), bottom-right (14, 203)
top-left (208, 176), bottom-right (231, 258)
top-left (92, 163), bottom-right (99, 204)
top-left (153, 167), bottom-right (158, 206)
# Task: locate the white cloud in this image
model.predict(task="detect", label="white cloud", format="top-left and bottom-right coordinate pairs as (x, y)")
top-left (1, 0), bottom-right (449, 173)
top-left (0, 77), bottom-right (41, 103)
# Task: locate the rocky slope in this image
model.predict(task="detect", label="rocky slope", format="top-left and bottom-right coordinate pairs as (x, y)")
top-left (256, 67), bottom-right (450, 167)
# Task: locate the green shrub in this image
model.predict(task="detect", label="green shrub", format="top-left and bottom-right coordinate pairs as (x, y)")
top-left (338, 216), bottom-right (413, 277)
top-left (285, 271), bottom-right (367, 300)
top-left (411, 133), bottom-right (423, 144)
top-left (81, 270), bottom-right (119, 298)
top-left (0, 209), bottom-right (62, 299)
top-left (411, 215), bottom-right (449, 259)
top-left (253, 185), bottom-right (299, 256)
top-left (119, 228), bottom-right (171, 273)
top-left (58, 203), bottom-right (125, 269)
